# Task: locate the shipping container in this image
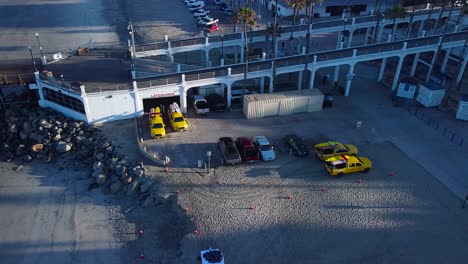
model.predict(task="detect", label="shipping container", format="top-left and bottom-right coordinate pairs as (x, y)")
top-left (243, 89), bottom-right (324, 119)
top-left (416, 82), bottom-right (446, 107)
top-left (456, 94), bottom-right (468, 121)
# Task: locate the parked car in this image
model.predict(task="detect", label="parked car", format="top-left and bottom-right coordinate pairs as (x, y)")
top-left (218, 137), bottom-right (242, 165)
top-left (149, 107), bottom-right (166, 138)
top-left (200, 248), bottom-right (224, 264)
top-left (253, 136), bottom-right (276, 161)
top-left (214, 0), bottom-right (222, 5)
top-left (191, 94), bottom-right (209, 115)
top-left (167, 102), bottom-right (188, 132)
top-left (194, 10), bottom-right (209, 17)
top-left (235, 137), bottom-right (260, 162)
top-left (206, 93), bottom-right (226, 112)
top-left (185, 0), bottom-right (199, 5)
top-left (231, 88), bottom-right (256, 104)
top-left (189, 4), bottom-right (205, 11)
top-left (284, 134), bottom-right (309, 157)
top-left (224, 8), bottom-right (233, 15)
top-left (314, 141), bottom-right (358, 161)
top-left (324, 154), bottom-right (372, 176)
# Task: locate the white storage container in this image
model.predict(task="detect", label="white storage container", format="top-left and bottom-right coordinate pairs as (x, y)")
top-left (416, 82), bottom-right (446, 107)
top-left (456, 94), bottom-right (468, 121)
top-left (396, 82), bottom-right (417, 99)
top-left (243, 89), bottom-right (324, 119)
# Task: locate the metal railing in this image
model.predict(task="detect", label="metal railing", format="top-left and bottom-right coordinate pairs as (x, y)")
top-left (134, 30), bottom-right (468, 89)
top-left (134, 7), bottom-right (461, 53)
top-left (39, 74), bottom-right (82, 95)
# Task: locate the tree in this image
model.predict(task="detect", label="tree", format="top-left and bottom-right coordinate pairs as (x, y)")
top-left (385, 4), bottom-right (407, 41)
top-left (265, 22), bottom-right (282, 57)
top-left (423, 0), bottom-right (437, 32)
top-left (234, 6), bottom-right (256, 60)
top-left (304, 0), bottom-right (323, 55)
top-left (405, 0), bottom-right (417, 39)
top-left (373, 0), bottom-right (383, 43)
top-left (286, 0), bottom-right (306, 25)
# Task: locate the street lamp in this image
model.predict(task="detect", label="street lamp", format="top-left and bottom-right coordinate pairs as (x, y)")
top-left (35, 32), bottom-right (44, 60)
top-left (28, 46), bottom-right (37, 72)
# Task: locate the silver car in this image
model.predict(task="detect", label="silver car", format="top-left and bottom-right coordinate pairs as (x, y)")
top-left (253, 136), bottom-right (276, 161)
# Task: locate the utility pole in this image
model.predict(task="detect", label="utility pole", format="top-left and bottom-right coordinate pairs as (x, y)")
top-left (128, 21), bottom-right (136, 57)
top-left (35, 32), bottom-right (44, 62)
top-left (28, 46), bottom-right (37, 72)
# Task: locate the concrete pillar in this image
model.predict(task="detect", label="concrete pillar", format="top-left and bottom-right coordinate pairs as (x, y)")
top-left (347, 30), bottom-right (354, 48)
top-left (376, 25), bottom-right (384, 43)
top-left (274, 38), bottom-right (280, 57)
top-left (410, 53), bottom-right (420, 77)
top-left (336, 32), bottom-right (342, 48)
top-left (333, 42), bottom-right (344, 84)
top-left (425, 50), bottom-right (439, 83)
top-left (308, 69), bottom-right (316, 89)
top-left (441, 48), bottom-right (452, 73)
top-left (170, 55), bottom-right (174, 63)
top-left (179, 86), bottom-right (187, 113)
top-left (260, 77), bottom-right (265, 93)
top-left (226, 83), bottom-right (232, 108)
top-left (297, 70), bottom-right (304, 90)
top-left (344, 64), bottom-right (355, 96)
top-left (269, 76), bottom-right (274, 93)
top-left (456, 57), bottom-right (467, 86)
top-left (364, 27), bottom-right (370, 45)
top-left (221, 58), bottom-right (225, 66)
top-left (205, 49), bottom-right (209, 66)
top-left (378, 57), bottom-right (387, 82)
top-left (177, 64), bottom-right (181, 73)
top-left (391, 56), bottom-right (405, 91)
top-left (133, 80), bottom-right (143, 115)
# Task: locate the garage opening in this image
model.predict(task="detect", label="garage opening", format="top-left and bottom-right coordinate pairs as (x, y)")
top-left (142, 96), bottom-right (180, 113)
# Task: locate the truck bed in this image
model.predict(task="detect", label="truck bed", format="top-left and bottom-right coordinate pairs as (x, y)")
top-left (218, 137), bottom-right (241, 165)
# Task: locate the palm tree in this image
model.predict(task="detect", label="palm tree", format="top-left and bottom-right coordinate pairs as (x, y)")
top-left (423, 0), bottom-right (437, 32)
top-left (304, 0), bottom-right (323, 55)
top-left (385, 4), bottom-right (407, 41)
top-left (442, 0), bottom-right (456, 34)
top-left (265, 22), bottom-right (282, 57)
top-left (405, 0), bottom-right (418, 39)
top-left (234, 6), bottom-right (256, 61)
top-left (287, 0), bottom-right (306, 25)
top-left (373, 0), bottom-right (383, 43)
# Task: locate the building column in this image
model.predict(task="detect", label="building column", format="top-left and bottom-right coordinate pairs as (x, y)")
top-left (269, 76), bottom-right (274, 93)
top-left (410, 53), bottom-right (420, 77)
top-left (260, 77), bottom-right (265, 93)
top-left (378, 57), bottom-right (387, 82)
top-left (308, 69), bottom-right (316, 89)
top-left (205, 48), bottom-right (210, 66)
top-left (347, 30), bottom-right (354, 48)
top-left (425, 50), bottom-right (438, 83)
top-left (34, 72), bottom-right (46, 107)
top-left (364, 27), bottom-right (370, 45)
top-left (376, 25), bottom-right (384, 43)
top-left (391, 56), bottom-right (405, 91)
top-left (456, 57), bottom-right (468, 87)
top-left (297, 70), bottom-right (304, 90)
top-left (441, 48), bottom-right (452, 73)
top-left (344, 64), bottom-right (355, 96)
top-left (179, 85), bottom-right (187, 113)
top-left (333, 42), bottom-right (344, 85)
top-left (226, 83), bottom-right (232, 108)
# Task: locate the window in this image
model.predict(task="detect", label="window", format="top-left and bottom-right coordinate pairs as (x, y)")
top-left (356, 163), bottom-right (362, 167)
top-left (349, 163), bottom-right (355, 168)
top-left (43, 88), bottom-right (85, 114)
top-left (337, 149), bottom-right (348, 153)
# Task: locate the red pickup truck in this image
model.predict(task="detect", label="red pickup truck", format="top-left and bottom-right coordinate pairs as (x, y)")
top-left (235, 137), bottom-right (260, 162)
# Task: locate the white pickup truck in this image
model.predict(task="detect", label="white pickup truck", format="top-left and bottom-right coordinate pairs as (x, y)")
top-left (191, 94), bottom-right (210, 115)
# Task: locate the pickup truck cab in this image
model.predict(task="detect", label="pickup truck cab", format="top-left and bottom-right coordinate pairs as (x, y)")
top-left (324, 154), bottom-right (372, 176)
top-left (235, 137), bottom-right (259, 162)
top-left (218, 137), bottom-right (241, 165)
top-left (149, 107), bottom-right (166, 138)
top-left (191, 94), bottom-right (209, 115)
top-left (168, 102), bottom-right (188, 132)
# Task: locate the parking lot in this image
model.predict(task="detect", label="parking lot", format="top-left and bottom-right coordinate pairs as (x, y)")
top-left (137, 62), bottom-right (468, 263)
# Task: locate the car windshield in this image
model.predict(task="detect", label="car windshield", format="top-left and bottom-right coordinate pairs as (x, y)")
top-left (260, 144), bottom-right (272, 151)
top-left (151, 123), bottom-right (163, 129)
top-left (195, 101), bottom-right (208, 108)
top-left (174, 117), bottom-right (185, 122)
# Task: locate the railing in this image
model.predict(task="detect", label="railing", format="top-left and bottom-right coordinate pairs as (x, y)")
top-left (133, 30), bottom-right (468, 89)
top-left (134, 7), bottom-right (461, 53)
top-left (39, 74), bottom-right (82, 95)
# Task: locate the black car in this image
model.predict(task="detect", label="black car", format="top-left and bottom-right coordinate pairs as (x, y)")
top-left (206, 93), bottom-right (226, 112)
top-left (283, 134), bottom-right (309, 157)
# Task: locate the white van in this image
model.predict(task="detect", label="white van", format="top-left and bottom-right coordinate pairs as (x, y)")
top-left (191, 95), bottom-right (210, 115)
